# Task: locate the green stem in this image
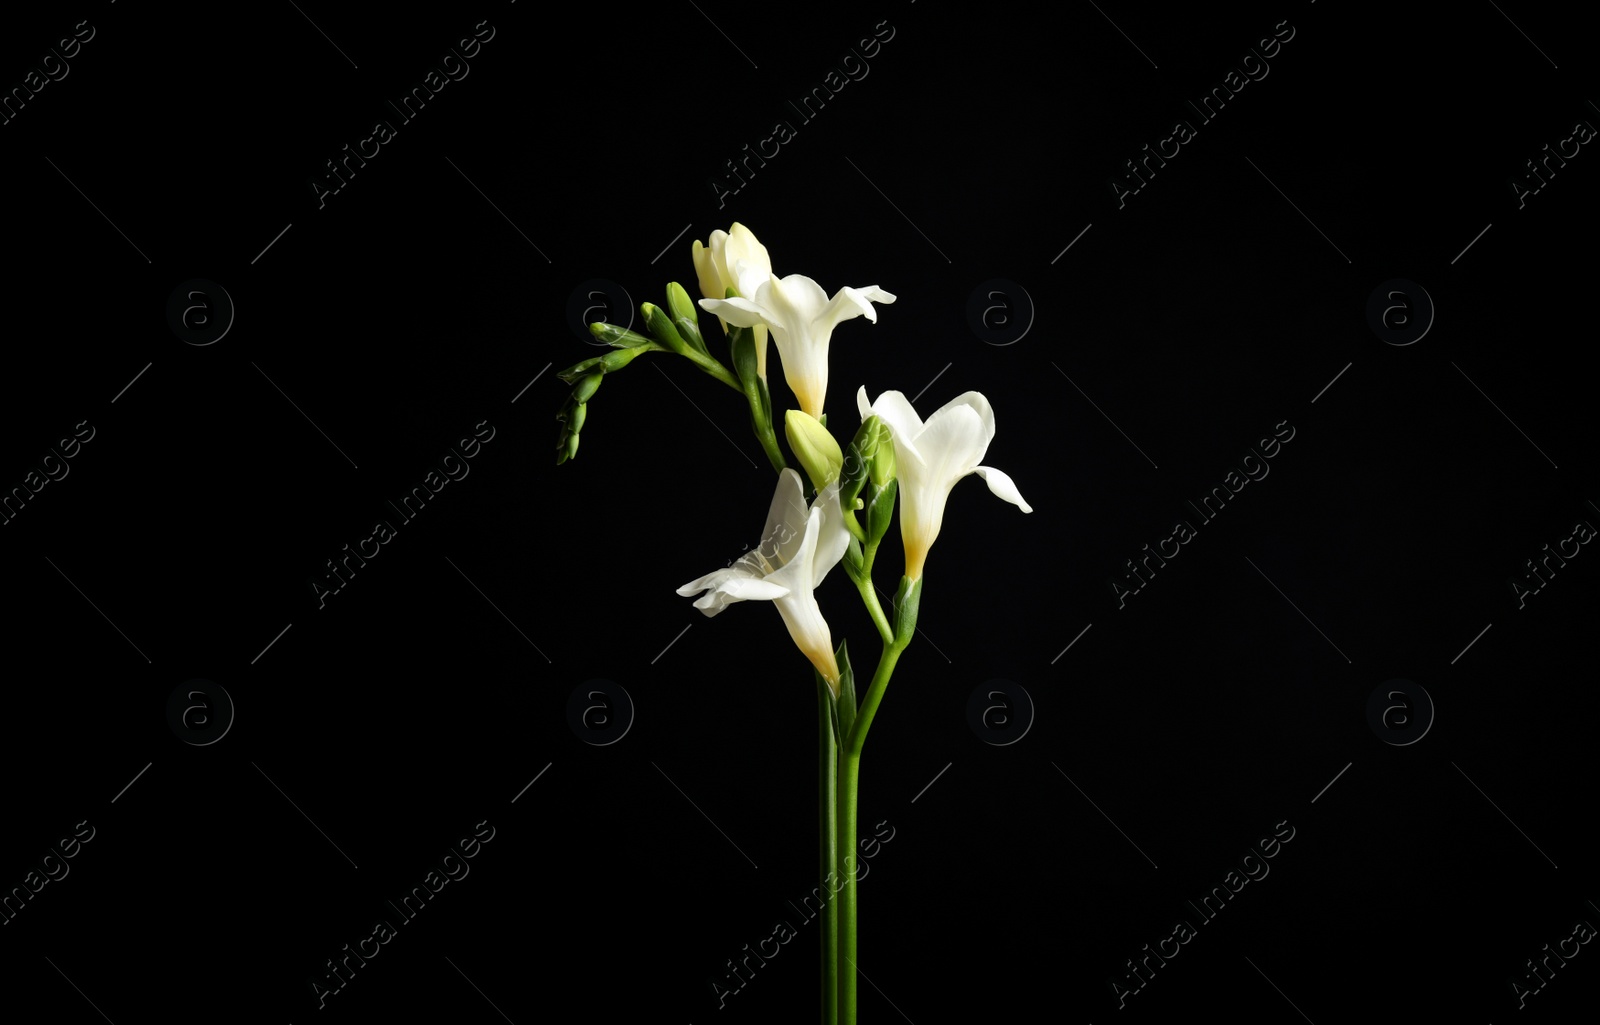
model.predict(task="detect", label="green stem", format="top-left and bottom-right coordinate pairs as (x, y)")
top-left (836, 634), bottom-right (910, 1025)
top-left (854, 548), bottom-right (894, 647)
top-left (754, 416), bottom-right (787, 474)
top-left (817, 680), bottom-right (840, 1025)
top-left (836, 747), bottom-right (860, 1025)
top-left (685, 349), bottom-right (742, 391)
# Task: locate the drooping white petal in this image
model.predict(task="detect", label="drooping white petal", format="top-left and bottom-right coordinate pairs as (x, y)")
top-left (816, 285), bottom-right (889, 335)
top-left (676, 568), bottom-right (792, 617)
top-left (974, 466), bottom-right (1033, 513)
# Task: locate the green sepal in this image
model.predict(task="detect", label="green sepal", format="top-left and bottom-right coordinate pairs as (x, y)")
top-left (588, 322), bottom-right (659, 349)
top-left (665, 282), bottom-right (708, 356)
top-left (817, 671), bottom-right (842, 746)
top-left (834, 639), bottom-right (857, 742)
top-left (866, 479), bottom-right (897, 547)
top-left (842, 534), bottom-right (865, 584)
top-left (730, 324), bottom-right (759, 389)
top-left (891, 575), bottom-right (921, 646)
top-left (756, 375), bottom-right (774, 424)
top-left (641, 302), bottom-right (691, 356)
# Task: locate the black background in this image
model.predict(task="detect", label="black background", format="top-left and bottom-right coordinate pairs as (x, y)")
top-left (2, 1), bottom-right (1597, 1022)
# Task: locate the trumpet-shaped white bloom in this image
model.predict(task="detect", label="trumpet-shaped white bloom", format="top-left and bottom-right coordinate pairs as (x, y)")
top-left (857, 386), bottom-right (1032, 580)
top-left (701, 276), bottom-right (895, 420)
top-left (691, 223), bottom-right (773, 378)
top-left (677, 469), bottom-right (852, 690)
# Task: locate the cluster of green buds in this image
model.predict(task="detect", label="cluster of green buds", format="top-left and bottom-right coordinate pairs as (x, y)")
top-left (553, 323), bottom-right (661, 465)
top-left (554, 282), bottom-right (741, 465)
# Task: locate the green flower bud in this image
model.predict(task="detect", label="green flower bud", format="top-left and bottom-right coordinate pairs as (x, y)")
top-left (573, 372), bottom-right (603, 404)
top-left (785, 410), bottom-right (844, 491)
top-left (842, 415), bottom-right (880, 514)
top-left (588, 322), bottom-right (658, 349)
top-left (600, 346), bottom-right (650, 373)
top-left (664, 282), bottom-right (707, 355)
top-left (641, 302), bottom-right (691, 357)
top-left (567, 402), bottom-right (587, 434)
top-left (870, 418), bottom-right (897, 487)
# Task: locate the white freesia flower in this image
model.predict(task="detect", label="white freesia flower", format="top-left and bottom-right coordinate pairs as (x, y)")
top-left (857, 386), bottom-right (1033, 580)
top-left (701, 275), bottom-right (895, 420)
top-left (692, 223), bottom-right (773, 378)
top-left (677, 468), bottom-right (852, 690)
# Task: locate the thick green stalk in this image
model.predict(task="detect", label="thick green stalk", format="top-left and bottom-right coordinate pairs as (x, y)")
top-left (817, 680), bottom-right (840, 1025)
top-left (836, 635), bottom-right (910, 1025)
top-left (836, 747), bottom-right (861, 1025)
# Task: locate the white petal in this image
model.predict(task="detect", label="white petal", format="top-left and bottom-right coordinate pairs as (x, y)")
top-left (677, 568), bottom-right (791, 617)
top-left (678, 562), bottom-right (758, 594)
top-left (758, 468), bottom-right (812, 567)
top-left (817, 285), bottom-right (888, 332)
top-left (975, 466), bottom-right (1033, 513)
top-left (760, 273), bottom-right (831, 328)
top-left (863, 389), bottom-right (925, 439)
top-left (861, 389), bottom-right (926, 465)
top-left (712, 576), bottom-right (792, 602)
top-left (773, 586), bottom-right (837, 683)
top-left (764, 502), bottom-right (822, 594)
top-left (929, 392), bottom-right (996, 452)
top-left (691, 240), bottom-right (722, 303)
top-left (725, 223), bottom-right (773, 296)
top-left (699, 296), bottom-right (768, 329)
top-left (915, 404), bottom-right (990, 489)
top-left (809, 479), bottom-right (852, 589)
